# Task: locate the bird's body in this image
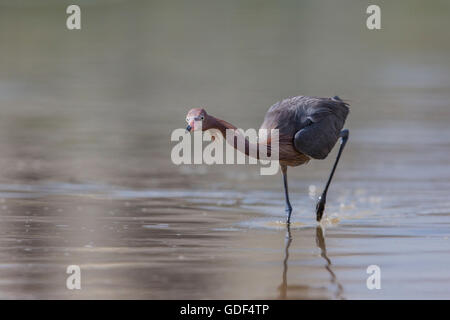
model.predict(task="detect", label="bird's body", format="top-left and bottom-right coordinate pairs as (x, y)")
top-left (185, 95), bottom-right (350, 223)
top-left (259, 96), bottom-right (349, 167)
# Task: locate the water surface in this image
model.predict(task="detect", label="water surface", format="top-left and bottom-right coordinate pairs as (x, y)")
top-left (0, 0), bottom-right (449, 299)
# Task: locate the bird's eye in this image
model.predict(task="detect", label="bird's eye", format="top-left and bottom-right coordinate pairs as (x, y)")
top-left (200, 116), bottom-right (204, 120)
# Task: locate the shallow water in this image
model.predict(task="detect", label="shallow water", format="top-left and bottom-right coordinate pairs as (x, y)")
top-left (0, 0), bottom-right (450, 299)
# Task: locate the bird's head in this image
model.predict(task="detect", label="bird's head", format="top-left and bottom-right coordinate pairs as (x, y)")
top-left (185, 108), bottom-right (212, 132)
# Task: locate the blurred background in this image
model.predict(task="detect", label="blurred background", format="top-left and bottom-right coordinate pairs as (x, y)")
top-left (0, 0), bottom-right (449, 299)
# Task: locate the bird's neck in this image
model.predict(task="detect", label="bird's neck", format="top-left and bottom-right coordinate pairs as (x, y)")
top-left (210, 116), bottom-right (271, 159)
top-left (211, 116), bottom-right (238, 134)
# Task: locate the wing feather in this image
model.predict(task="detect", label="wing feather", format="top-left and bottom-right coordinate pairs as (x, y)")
top-left (293, 97), bottom-right (349, 159)
top-left (260, 96), bottom-right (349, 160)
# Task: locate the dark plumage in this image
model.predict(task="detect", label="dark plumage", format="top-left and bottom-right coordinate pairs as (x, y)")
top-left (261, 96), bottom-right (349, 162)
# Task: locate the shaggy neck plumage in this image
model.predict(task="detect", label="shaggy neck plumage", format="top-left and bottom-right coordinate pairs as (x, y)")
top-left (209, 116), bottom-right (271, 159)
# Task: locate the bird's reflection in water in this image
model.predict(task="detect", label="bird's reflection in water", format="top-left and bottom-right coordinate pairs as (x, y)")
top-left (278, 225), bottom-right (344, 299)
top-left (315, 226), bottom-right (344, 299)
top-left (278, 224), bottom-right (293, 299)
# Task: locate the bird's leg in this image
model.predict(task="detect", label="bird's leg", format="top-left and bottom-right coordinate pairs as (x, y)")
top-left (316, 129), bottom-right (349, 222)
top-left (281, 165), bottom-right (293, 224)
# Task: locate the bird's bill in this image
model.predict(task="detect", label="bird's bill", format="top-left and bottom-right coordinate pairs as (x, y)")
top-left (186, 119), bottom-right (196, 132)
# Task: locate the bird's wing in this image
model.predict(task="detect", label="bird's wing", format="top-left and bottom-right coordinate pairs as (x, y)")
top-left (293, 96), bottom-right (349, 159)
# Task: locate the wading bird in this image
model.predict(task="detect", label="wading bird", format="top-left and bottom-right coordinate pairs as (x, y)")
top-left (185, 96), bottom-right (349, 223)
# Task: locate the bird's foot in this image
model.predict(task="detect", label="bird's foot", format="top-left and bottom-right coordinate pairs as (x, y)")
top-left (285, 206), bottom-right (292, 225)
top-left (316, 196), bottom-right (326, 222)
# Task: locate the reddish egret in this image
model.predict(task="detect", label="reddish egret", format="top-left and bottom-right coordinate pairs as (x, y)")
top-left (185, 95), bottom-right (349, 223)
